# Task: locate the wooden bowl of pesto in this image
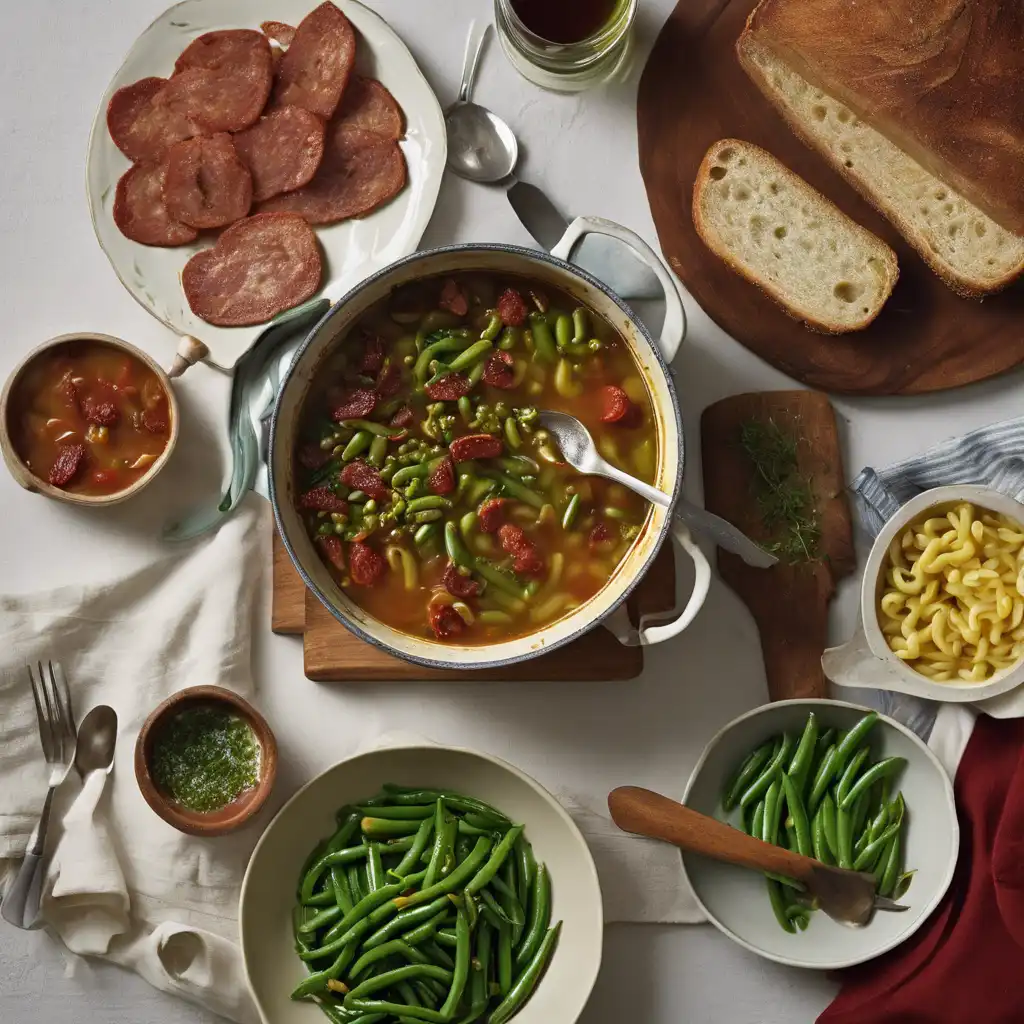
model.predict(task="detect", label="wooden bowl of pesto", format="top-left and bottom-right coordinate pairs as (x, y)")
top-left (135, 685), bottom-right (278, 837)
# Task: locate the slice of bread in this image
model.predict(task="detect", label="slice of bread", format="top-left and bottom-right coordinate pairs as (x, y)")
top-left (692, 139), bottom-right (898, 333)
top-left (738, 36), bottom-right (1024, 297)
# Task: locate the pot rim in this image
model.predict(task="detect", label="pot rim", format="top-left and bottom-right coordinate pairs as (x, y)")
top-left (270, 241), bottom-right (685, 672)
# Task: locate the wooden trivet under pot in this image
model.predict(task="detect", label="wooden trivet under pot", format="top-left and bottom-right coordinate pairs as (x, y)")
top-left (701, 390), bottom-right (855, 700)
top-left (272, 533), bottom-right (676, 681)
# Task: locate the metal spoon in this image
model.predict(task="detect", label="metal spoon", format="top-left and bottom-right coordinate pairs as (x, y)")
top-left (75, 704), bottom-right (118, 777)
top-left (444, 25), bottom-right (663, 300)
top-left (445, 23), bottom-right (519, 183)
top-left (539, 410), bottom-right (778, 569)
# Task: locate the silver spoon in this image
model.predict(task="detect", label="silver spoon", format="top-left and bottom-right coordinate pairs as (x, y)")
top-left (75, 704), bottom-right (118, 778)
top-left (539, 411), bottom-right (778, 569)
top-left (444, 25), bottom-right (663, 300)
top-left (445, 23), bottom-right (519, 183)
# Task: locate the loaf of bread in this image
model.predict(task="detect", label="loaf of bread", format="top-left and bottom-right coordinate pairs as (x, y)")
top-left (741, 0), bottom-right (1024, 236)
top-left (738, 36), bottom-right (1024, 296)
top-left (692, 140), bottom-right (898, 333)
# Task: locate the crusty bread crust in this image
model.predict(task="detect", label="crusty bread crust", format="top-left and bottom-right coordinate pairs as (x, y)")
top-left (742, 0), bottom-right (1024, 237)
top-left (736, 31), bottom-right (1024, 298)
top-left (691, 139), bottom-right (899, 334)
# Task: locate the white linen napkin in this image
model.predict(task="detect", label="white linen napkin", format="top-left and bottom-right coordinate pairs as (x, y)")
top-left (0, 494), bottom-right (269, 1024)
top-left (0, 493), bottom-right (701, 1024)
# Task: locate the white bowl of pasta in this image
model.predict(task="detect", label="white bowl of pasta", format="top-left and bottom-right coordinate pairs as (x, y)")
top-left (824, 486), bottom-right (1024, 703)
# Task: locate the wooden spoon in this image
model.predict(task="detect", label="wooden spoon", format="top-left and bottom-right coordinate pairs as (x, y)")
top-left (608, 786), bottom-right (906, 926)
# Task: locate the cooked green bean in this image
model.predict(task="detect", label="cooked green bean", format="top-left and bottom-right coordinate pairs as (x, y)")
top-left (343, 1000), bottom-right (448, 1023)
top-left (766, 878), bottom-right (796, 934)
top-left (561, 493), bottom-right (580, 531)
top-left (458, 396), bottom-right (473, 423)
top-left (504, 416), bottom-right (522, 449)
top-left (466, 477), bottom-right (497, 505)
top-left (394, 838), bottom-right (493, 910)
top-left (514, 863), bottom-right (550, 968)
top-left (839, 757), bottom-right (907, 813)
top-left (723, 740), bottom-right (775, 811)
top-left (835, 747), bottom-right (870, 809)
top-left (414, 336), bottom-right (472, 381)
top-left (342, 430), bottom-right (373, 461)
top-left (392, 463), bottom-right (430, 486)
top-left (786, 712), bottom-right (819, 796)
top-left (781, 774), bottom-right (812, 858)
top-left (343, 963), bottom-right (453, 1007)
top-left (448, 340), bottom-right (493, 373)
top-left (528, 313), bottom-right (557, 362)
top-left (571, 307), bottom-right (588, 344)
top-left (362, 896), bottom-right (451, 949)
top-left (481, 313), bottom-right (503, 341)
top-left (474, 560), bottom-right (526, 597)
top-left (490, 922), bottom-right (561, 1024)
top-left (411, 509), bottom-right (443, 524)
top-left (554, 357), bottom-right (583, 398)
top-left (367, 435), bottom-right (388, 467)
top-left (341, 420), bottom-right (406, 438)
top-left (389, 818), bottom-right (434, 880)
top-left (361, 817), bottom-right (423, 839)
top-left (739, 732), bottom-right (794, 808)
top-left (405, 495), bottom-right (450, 514)
top-left (413, 522), bottom-right (439, 547)
top-left (439, 908), bottom-right (471, 1017)
top-left (480, 470), bottom-right (545, 508)
top-left (444, 520), bottom-right (476, 570)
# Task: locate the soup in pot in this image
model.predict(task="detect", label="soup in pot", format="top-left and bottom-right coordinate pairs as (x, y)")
top-left (292, 273), bottom-right (658, 644)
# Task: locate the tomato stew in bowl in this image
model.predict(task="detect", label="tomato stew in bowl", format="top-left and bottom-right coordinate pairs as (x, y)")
top-left (1, 334), bottom-right (177, 504)
top-left (293, 273), bottom-right (657, 644)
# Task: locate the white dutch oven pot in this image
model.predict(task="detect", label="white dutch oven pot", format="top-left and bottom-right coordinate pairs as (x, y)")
top-left (270, 217), bottom-right (710, 671)
top-left (823, 485), bottom-right (1024, 703)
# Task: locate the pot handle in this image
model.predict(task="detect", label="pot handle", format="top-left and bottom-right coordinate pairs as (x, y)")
top-left (550, 215), bottom-right (687, 363)
top-left (605, 520), bottom-right (711, 647)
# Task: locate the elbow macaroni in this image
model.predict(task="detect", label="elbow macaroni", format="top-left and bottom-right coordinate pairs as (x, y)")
top-left (878, 503), bottom-right (1024, 683)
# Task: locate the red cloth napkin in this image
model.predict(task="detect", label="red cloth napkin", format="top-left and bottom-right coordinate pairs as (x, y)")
top-left (819, 715), bottom-right (1024, 1024)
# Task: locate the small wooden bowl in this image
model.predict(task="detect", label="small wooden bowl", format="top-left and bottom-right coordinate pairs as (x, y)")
top-left (0, 332), bottom-right (180, 507)
top-left (134, 686), bottom-right (278, 838)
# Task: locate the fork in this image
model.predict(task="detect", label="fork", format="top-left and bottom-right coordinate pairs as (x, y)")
top-left (2, 662), bottom-right (77, 929)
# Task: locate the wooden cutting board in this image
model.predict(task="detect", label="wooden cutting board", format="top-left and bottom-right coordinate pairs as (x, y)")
top-left (637, 0), bottom-right (1024, 395)
top-left (701, 391), bottom-right (855, 700)
top-left (272, 532), bottom-right (677, 681)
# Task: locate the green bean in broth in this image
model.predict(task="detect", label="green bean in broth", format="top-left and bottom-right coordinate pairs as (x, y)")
top-left (293, 273), bottom-right (656, 644)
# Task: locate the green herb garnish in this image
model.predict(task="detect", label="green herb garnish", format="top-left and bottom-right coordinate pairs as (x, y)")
top-left (151, 705), bottom-right (260, 813)
top-left (739, 417), bottom-right (820, 563)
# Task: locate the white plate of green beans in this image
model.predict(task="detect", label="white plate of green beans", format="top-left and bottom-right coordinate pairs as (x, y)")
top-left (239, 744), bottom-right (602, 1023)
top-left (680, 699), bottom-right (959, 970)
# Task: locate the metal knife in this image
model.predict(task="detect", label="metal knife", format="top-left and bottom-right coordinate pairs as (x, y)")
top-left (507, 178), bottom-right (664, 300)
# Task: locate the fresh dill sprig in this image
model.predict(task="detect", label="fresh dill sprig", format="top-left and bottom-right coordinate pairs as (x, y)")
top-left (738, 417), bottom-right (820, 563)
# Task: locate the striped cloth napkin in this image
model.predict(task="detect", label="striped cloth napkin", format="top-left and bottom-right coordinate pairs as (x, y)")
top-left (851, 415), bottom-right (1024, 726)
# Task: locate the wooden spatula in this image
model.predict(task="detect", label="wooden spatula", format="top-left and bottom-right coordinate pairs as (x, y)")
top-left (608, 786), bottom-right (906, 926)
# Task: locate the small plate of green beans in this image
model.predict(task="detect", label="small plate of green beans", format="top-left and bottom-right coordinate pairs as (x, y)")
top-left (680, 699), bottom-right (959, 970)
top-left (240, 745), bottom-right (602, 1023)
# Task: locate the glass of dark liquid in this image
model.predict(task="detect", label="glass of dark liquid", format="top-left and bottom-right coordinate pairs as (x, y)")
top-left (494, 0), bottom-right (638, 91)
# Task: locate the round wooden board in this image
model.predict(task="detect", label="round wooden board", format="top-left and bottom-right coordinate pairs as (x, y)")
top-left (637, 0), bottom-right (1024, 395)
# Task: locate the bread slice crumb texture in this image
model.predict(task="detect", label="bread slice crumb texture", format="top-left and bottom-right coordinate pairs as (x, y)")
top-left (693, 140), bottom-right (898, 332)
top-left (738, 38), bottom-right (1024, 297)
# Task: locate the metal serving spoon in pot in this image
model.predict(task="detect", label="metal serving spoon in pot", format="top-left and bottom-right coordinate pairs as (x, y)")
top-left (608, 786), bottom-right (907, 926)
top-left (539, 411), bottom-right (777, 569)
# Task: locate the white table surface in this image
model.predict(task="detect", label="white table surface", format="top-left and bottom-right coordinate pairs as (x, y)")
top-left (2, 0), bottom-right (1021, 1021)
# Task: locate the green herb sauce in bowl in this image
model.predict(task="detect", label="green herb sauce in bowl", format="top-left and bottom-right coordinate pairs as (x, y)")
top-left (151, 705), bottom-right (261, 813)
